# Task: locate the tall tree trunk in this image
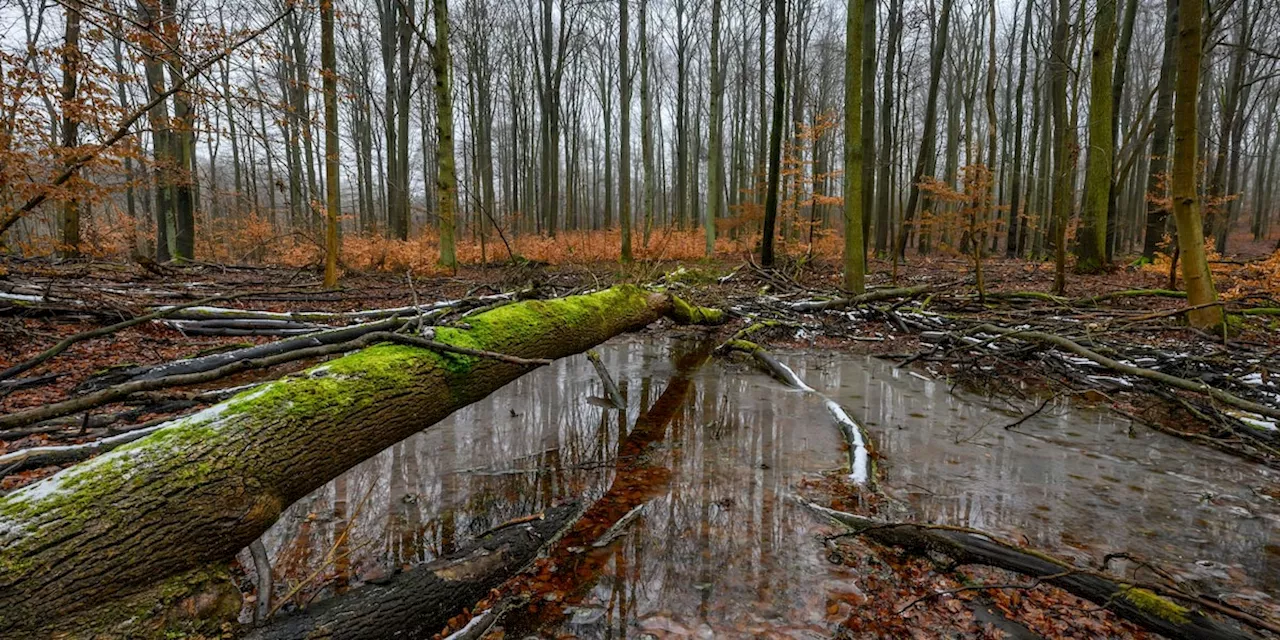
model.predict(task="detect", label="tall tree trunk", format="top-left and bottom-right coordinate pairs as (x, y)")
top-left (1104, 0), bottom-right (1137, 260)
top-left (58, 0), bottom-right (82, 257)
top-left (393, 0), bottom-right (413, 239)
top-left (874, 0), bottom-right (902, 256)
top-left (162, 0), bottom-right (194, 260)
top-left (893, 0), bottom-right (953, 264)
top-left (433, 0), bottom-right (458, 268)
top-left (640, 0), bottom-right (655, 247)
top-left (760, 0), bottom-right (786, 267)
top-left (978, 0), bottom-right (997, 298)
top-left (321, 0), bottom-right (340, 287)
top-left (620, 0), bottom-right (633, 261)
top-left (137, 0), bottom-right (173, 261)
top-left (1170, 0), bottom-right (1222, 329)
top-left (1076, 0), bottom-right (1117, 272)
top-left (379, 0), bottom-right (401, 237)
top-left (707, 0), bottom-right (725, 257)
top-left (1005, 0), bottom-right (1032, 257)
top-left (859, 0), bottom-right (875, 255)
top-left (842, 0), bottom-right (865, 291)
top-left (1050, 0), bottom-right (1073, 294)
top-left (674, 0), bottom-right (689, 230)
top-left (757, 0), bottom-right (768, 205)
top-left (1207, 0), bottom-right (1249, 253)
top-left (1142, 0), bottom-right (1178, 260)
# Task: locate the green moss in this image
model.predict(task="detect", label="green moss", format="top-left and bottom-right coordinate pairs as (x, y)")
top-left (721, 339), bottom-right (762, 354)
top-left (1116, 585), bottom-right (1191, 624)
top-left (669, 296), bottom-right (726, 325)
top-left (662, 266), bottom-right (724, 286)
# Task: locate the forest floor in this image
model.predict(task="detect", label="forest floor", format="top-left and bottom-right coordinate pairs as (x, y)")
top-left (2, 249), bottom-right (1278, 638)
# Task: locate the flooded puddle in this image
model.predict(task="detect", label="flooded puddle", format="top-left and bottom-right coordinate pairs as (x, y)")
top-left (782, 351), bottom-right (1280, 601)
top-left (251, 338), bottom-right (1279, 636)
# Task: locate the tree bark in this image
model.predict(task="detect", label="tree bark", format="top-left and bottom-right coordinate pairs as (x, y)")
top-left (1005, 0), bottom-right (1033, 257)
top-left (760, 0), bottom-right (785, 267)
top-left (0, 287), bottom-right (722, 638)
top-left (1076, 0), bottom-right (1117, 272)
top-left (321, 0), bottom-right (341, 287)
top-left (433, 0), bottom-right (458, 269)
top-left (874, 0), bottom-right (902, 256)
top-left (620, 0), bottom-right (633, 261)
top-left (58, 0), bottom-right (82, 257)
top-left (706, 0), bottom-right (725, 257)
top-left (1142, 0), bottom-right (1178, 260)
top-left (1169, 0), bottom-right (1222, 329)
top-left (1050, 0), bottom-right (1074, 294)
top-left (842, 0), bottom-right (865, 291)
top-left (640, 0), bottom-right (655, 247)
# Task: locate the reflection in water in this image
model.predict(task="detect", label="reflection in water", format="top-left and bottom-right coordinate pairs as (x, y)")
top-left (782, 352), bottom-right (1280, 598)
top-left (251, 340), bottom-right (1278, 636)
top-left (251, 337), bottom-right (854, 636)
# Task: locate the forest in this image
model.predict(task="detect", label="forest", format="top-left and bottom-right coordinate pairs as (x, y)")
top-left (1, 0), bottom-right (1279, 637)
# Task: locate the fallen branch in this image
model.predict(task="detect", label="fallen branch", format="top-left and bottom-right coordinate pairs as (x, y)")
top-left (0, 418), bottom-right (169, 474)
top-left (154, 293), bottom-right (512, 324)
top-left (0, 292), bottom-right (248, 382)
top-left (586, 349), bottom-right (625, 410)
top-left (164, 319), bottom-right (324, 336)
top-left (789, 284), bottom-right (935, 312)
top-left (803, 501), bottom-right (1261, 640)
top-left (78, 315), bottom-right (409, 391)
top-left (971, 323), bottom-right (1280, 422)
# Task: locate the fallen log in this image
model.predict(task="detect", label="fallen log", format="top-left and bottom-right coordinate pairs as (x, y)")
top-left (0, 286), bottom-right (723, 638)
top-left (76, 316), bottom-right (409, 391)
top-left (165, 319), bottom-right (326, 336)
top-left (247, 502), bottom-right (584, 640)
top-left (154, 293), bottom-right (511, 324)
top-left (789, 284), bottom-right (935, 312)
top-left (803, 501), bottom-right (1260, 640)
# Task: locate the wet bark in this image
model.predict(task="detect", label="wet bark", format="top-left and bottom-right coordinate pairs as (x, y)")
top-left (0, 287), bottom-right (722, 638)
top-left (248, 502), bottom-right (583, 640)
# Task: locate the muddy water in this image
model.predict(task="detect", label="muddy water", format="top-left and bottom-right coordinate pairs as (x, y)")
top-left (251, 338), bottom-right (1279, 636)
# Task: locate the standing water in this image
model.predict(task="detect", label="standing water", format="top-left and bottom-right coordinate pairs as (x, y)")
top-left (250, 337), bottom-right (1279, 636)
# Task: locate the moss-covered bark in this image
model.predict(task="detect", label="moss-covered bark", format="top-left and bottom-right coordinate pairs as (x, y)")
top-left (0, 286), bottom-right (712, 638)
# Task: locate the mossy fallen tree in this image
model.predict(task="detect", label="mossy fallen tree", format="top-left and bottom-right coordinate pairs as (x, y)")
top-left (0, 286), bottom-right (723, 638)
top-left (804, 501), bottom-right (1261, 640)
